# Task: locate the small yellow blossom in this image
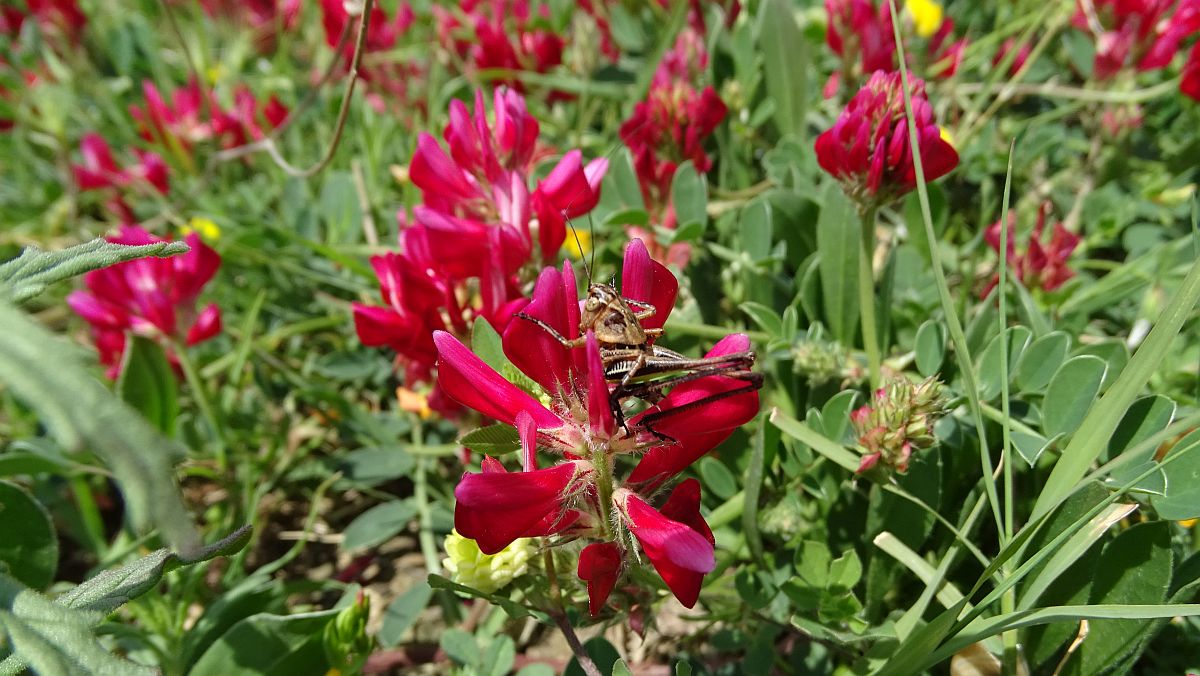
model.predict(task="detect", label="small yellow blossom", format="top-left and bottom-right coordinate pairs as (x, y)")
top-left (1181, 518), bottom-right (1198, 528)
top-left (396, 386), bottom-right (433, 420)
top-left (939, 126), bottom-right (956, 150)
top-left (562, 228), bottom-right (592, 260)
top-left (182, 217), bottom-right (221, 241)
top-left (206, 65), bottom-right (224, 85)
top-left (906, 0), bottom-right (944, 38)
top-left (442, 530), bottom-right (532, 594)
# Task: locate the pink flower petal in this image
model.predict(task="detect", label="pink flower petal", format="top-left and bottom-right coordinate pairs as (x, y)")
top-left (586, 331), bottom-right (616, 437)
top-left (502, 267), bottom-right (575, 394)
top-left (454, 461), bottom-right (579, 554)
top-left (185, 303), bottom-right (222, 345)
top-left (622, 492), bottom-right (715, 608)
top-left (578, 542), bottom-right (623, 617)
top-left (434, 331), bottom-right (562, 429)
top-left (621, 239), bottom-right (677, 332)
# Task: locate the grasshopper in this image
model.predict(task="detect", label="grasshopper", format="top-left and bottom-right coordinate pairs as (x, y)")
top-left (515, 241), bottom-right (762, 439)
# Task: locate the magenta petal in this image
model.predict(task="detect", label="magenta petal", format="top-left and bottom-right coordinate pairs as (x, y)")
top-left (434, 331), bottom-right (562, 429)
top-left (516, 410), bottom-right (538, 472)
top-left (578, 542), bottom-right (623, 617)
top-left (586, 332), bottom-right (616, 436)
top-left (185, 303), bottom-right (222, 345)
top-left (621, 239), bottom-right (677, 331)
top-left (502, 267), bottom-right (574, 393)
top-left (658, 478), bottom-right (714, 546)
top-left (623, 492), bottom-right (715, 608)
top-left (454, 462), bottom-right (577, 554)
top-left (627, 429), bottom-right (732, 490)
top-left (353, 304), bottom-right (413, 348)
top-left (67, 291), bottom-right (126, 328)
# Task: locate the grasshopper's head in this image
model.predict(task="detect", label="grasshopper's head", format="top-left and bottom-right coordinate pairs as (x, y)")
top-left (580, 284), bottom-right (646, 346)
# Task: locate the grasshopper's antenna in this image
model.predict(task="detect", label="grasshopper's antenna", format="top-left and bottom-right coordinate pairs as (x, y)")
top-left (587, 211), bottom-right (597, 286)
top-left (566, 211), bottom-right (592, 285)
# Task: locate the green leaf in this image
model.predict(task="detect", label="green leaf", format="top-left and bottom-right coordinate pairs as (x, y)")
top-left (914, 320), bottom-right (945, 377)
top-left (1068, 522), bottom-right (1173, 673)
top-left (565, 637), bottom-right (621, 676)
top-left (1015, 331), bottom-right (1071, 393)
top-left (426, 575), bottom-right (543, 621)
top-left (697, 457), bottom-right (738, 500)
top-left (1152, 430), bottom-right (1200, 520)
top-left (440, 628), bottom-right (480, 667)
top-left (1033, 249), bottom-right (1200, 521)
top-left (459, 424), bottom-right (521, 457)
top-left (740, 301), bottom-right (783, 338)
top-left (612, 659), bottom-right (634, 676)
top-left (0, 572), bottom-right (154, 676)
top-left (816, 185), bottom-right (858, 345)
top-left (1011, 428), bottom-right (1056, 467)
top-left (820, 390), bottom-right (859, 444)
top-left (57, 526), bottom-right (251, 615)
top-left (116, 336), bottom-right (179, 436)
top-left (1105, 395), bottom-right (1175, 462)
top-left (1041, 356), bottom-right (1108, 440)
top-left (318, 171), bottom-right (362, 244)
top-left (670, 161), bottom-right (707, 232)
top-left (333, 446), bottom-right (414, 487)
top-left (0, 300), bottom-right (200, 553)
top-left (188, 608), bottom-right (338, 676)
top-left (482, 635), bottom-right (516, 676)
top-left (976, 326), bottom-right (1033, 402)
top-left (0, 481), bottom-right (57, 590)
top-left (0, 239), bottom-right (189, 304)
top-left (757, 0), bottom-right (808, 140)
top-left (0, 527), bottom-right (249, 676)
top-left (471, 317), bottom-right (508, 372)
top-left (341, 501), bottom-right (417, 552)
top-left (378, 581), bottom-right (432, 648)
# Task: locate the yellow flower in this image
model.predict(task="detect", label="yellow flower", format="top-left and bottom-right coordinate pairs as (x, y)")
top-left (442, 530), bottom-right (532, 594)
top-left (939, 126), bottom-right (956, 150)
top-left (906, 0), bottom-right (944, 38)
top-left (1180, 518), bottom-right (1198, 528)
top-left (396, 386), bottom-right (433, 420)
top-left (562, 228), bottom-right (592, 260)
top-left (182, 217), bottom-right (221, 241)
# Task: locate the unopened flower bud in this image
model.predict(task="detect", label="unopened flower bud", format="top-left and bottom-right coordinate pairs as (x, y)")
top-left (442, 530), bottom-right (533, 594)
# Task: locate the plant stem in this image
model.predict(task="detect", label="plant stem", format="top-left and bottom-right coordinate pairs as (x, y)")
top-left (542, 546), bottom-right (601, 676)
top-left (414, 450), bottom-right (442, 575)
top-left (592, 448), bottom-right (613, 539)
top-left (858, 207), bottom-right (883, 389)
top-left (172, 340), bottom-right (227, 472)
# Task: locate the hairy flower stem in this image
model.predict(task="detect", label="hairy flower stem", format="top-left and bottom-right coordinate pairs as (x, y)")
top-left (592, 447), bottom-right (614, 539)
top-left (542, 546), bottom-right (601, 676)
top-left (172, 340), bottom-right (227, 473)
top-left (857, 207), bottom-right (883, 389)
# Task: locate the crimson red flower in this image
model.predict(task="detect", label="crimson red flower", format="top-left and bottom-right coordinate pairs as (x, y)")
top-left (983, 202), bottom-right (1081, 297)
top-left (68, 226), bottom-right (222, 377)
top-left (432, 1), bottom-right (564, 93)
top-left (72, 133), bottom-right (170, 223)
top-left (993, 37), bottom-right (1033, 76)
top-left (193, 0), bottom-right (300, 50)
top-left (130, 79), bottom-right (288, 154)
top-left (814, 70), bottom-right (958, 206)
top-left (318, 0), bottom-right (419, 112)
top-left (1071, 0), bottom-right (1200, 79)
top-left (5, 0), bottom-right (86, 40)
top-left (1183, 41), bottom-right (1200, 100)
top-left (438, 239), bottom-right (758, 614)
top-left (354, 88), bottom-right (606, 415)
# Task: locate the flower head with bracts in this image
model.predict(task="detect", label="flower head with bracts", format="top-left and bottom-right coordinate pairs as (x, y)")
top-left (436, 239), bottom-right (759, 614)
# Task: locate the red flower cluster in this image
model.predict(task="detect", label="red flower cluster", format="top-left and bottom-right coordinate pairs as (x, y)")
top-left (443, 240), bottom-right (759, 614)
top-left (1185, 42), bottom-right (1200, 99)
top-left (353, 87), bottom-right (606, 414)
top-left (815, 70), bottom-right (958, 206)
top-left (131, 79), bottom-right (288, 155)
top-left (72, 133), bottom-right (170, 223)
top-left (580, 0), bottom-right (742, 63)
top-left (433, 1), bottom-right (564, 91)
top-left (68, 226), bottom-right (222, 377)
top-left (1071, 0), bottom-right (1200, 79)
top-left (983, 202), bottom-right (1081, 297)
top-left (318, 0), bottom-right (419, 112)
top-left (2, 0), bottom-right (86, 41)
top-left (195, 0), bottom-right (300, 49)
top-left (619, 29), bottom-right (725, 265)
top-left (823, 0), bottom-right (966, 95)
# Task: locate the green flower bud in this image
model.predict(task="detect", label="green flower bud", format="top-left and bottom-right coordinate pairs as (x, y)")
top-left (442, 530), bottom-right (533, 594)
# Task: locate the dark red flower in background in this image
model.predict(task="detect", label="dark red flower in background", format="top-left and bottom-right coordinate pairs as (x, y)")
top-left (195, 0), bottom-right (301, 50)
top-left (983, 202), bottom-right (1081, 297)
top-left (620, 29), bottom-right (725, 266)
top-left (1183, 41), bottom-right (1200, 100)
top-left (814, 70), bottom-right (958, 206)
top-left (68, 226), bottom-right (222, 377)
top-left (318, 0), bottom-right (420, 112)
top-left (442, 239), bottom-right (758, 614)
top-left (1071, 0), bottom-right (1200, 79)
top-left (5, 0), bottom-right (86, 40)
top-left (433, 0), bottom-right (564, 92)
top-left (993, 37), bottom-right (1033, 76)
top-left (130, 79), bottom-right (288, 155)
top-left (72, 133), bottom-right (170, 223)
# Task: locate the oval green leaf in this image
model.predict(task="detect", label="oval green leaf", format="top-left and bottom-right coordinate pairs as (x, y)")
top-left (0, 480), bottom-right (57, 589)
top-left (1014, 331), bottom-right (1071, 393)
top-left (914, 320), bottom-right (945, 377)
top-left (1042, 356), bottom-right (1108, 440)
